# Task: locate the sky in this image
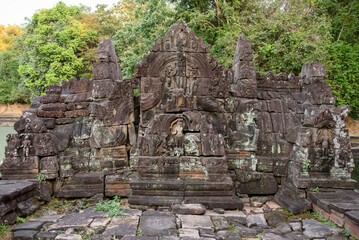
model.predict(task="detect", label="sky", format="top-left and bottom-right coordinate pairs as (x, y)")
top-left (0, 0), bottom-right (120, 26)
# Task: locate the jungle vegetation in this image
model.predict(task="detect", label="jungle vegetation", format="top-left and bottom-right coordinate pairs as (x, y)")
top-left (0, 0), bottom-right (358, 118)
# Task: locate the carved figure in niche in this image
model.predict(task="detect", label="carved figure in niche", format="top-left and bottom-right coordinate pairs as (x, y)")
top-left (25, 118), bottom-right (31, 132)
top-left (310, 128), bottom-right (334, 172)
top-left (176, 30), bottom-right (187, 48)
top-left (5, 134), bottom-right (20, 157)
top-left (167, 118), bottom-right (184, 156)
top-left (163, 62), bottom-right (186, 91)
top-left (314, 128), bottom-right (333, 156)
top-left (187, 61), bottom-right (200, 78)
top-left (158, 133), bottom-right (168, 155)
top-left (22, 135), bottom-right (31, 158)
top-left (315, 109), bottom-right (335, 128)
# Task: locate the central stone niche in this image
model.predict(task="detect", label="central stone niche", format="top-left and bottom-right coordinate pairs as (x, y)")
top-left (128, 21), bottom-right (243, 209)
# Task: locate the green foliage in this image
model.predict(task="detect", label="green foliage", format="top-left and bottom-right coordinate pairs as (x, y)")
top-left (133, 88), bottom-right (140, 96)
top-left (37, 173), bottom-right (46, 182)
top-left (342, 228), bottom-right (350, 237)
top-left (0, 221), bottom-right (8, 237)
top-left (19, 2), bottom-right (97, 97)
top-left (0, 47), bottom-right (30, 103)
top-left (312, 187), bottom-right (319, 192)
top-left (78, 198), bottom-right (90, 209)
top-left (0, 0), bottom-right (356, 117)
top-left (311, 211), bottom-right (337, 228)
top-left (16, 216), bottom-right (26, 223)
top-left (94, 196), bottom-right (125, 218)
top-left (59, 199), bottom-right (70, 207)
top-left (325, 41), bottom-right (359, 119)
top-left (136, 229), bottom-right (143, 236)
top-left (303, 159), bottom-right (311, 169)
top-left (112, 0), bottom-right (177, 78)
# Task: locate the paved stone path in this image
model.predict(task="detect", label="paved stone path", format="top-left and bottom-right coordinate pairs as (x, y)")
top-left (10, 199), bottom-right (350, 240)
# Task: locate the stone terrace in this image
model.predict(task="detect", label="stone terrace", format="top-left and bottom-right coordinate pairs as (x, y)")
top-left (10, 200), bottom-right (349, 240)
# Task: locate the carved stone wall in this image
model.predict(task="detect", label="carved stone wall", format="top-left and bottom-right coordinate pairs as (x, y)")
top-left (0, 21), bottom-right (356, 209)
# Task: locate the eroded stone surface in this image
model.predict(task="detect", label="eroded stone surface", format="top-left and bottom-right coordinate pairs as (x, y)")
top-left (0, 21), bottom-right (356, 214)
top-left (138, 211), bottom-right (176, 237)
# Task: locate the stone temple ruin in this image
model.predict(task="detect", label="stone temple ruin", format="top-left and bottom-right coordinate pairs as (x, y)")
top-left (0, 21), bottom-right (356, 211)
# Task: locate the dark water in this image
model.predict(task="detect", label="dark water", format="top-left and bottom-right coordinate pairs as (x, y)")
top-left (352, 159), bottom-right (359, 188)
top-left (0, 127), bottom-right (16, 165)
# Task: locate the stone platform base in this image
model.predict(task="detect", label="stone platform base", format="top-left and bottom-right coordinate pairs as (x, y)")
top-left (308, 188), bottom-right (359, 238)
top-left (0, 180), bottom-right (51, 224)
top-left (129, 178), bottom-right (243, 210)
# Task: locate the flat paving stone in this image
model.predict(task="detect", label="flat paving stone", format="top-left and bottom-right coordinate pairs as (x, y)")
top-left (345, 210), bottom-right (359, 224)
top-left (123, 208), bottom-right (143, 217)
top-left (0, 180), bottom-right (37, 203)
top-left (327, 233), bottom-right (350, 240)
top-left (139, 211), bottom-right (176, 237)
top-left (288, 222), bottom-right (302, 231)
top-left (90, 234), bottom-right (114, 240)
top-left (179, 228), bottom-right (200, 238)
top-left (36, 231), bottom-right (58, 240)
top-left (212, 216), bottom-right (229, 231)
top-left (103, 224), bottom-right (137, 238)
top-left (260, 232), bottom-right (287, 240)
top-left (264, 212), bottom-right (288, 227)
top-left (206, 210), bottom-right (247, 225)
top-left (216, 230), bottom-right (241, 240)
top-left (179, 215), bottom-right (214, 229)
top-left (55, 233), bottom-right (82, 240)
top-left (47, 213), bottom-right (94, 231)
top-left (235, 225), bottom-right (257, 237)
top-left (121, 236), bottom-right (158, 240)
top-left (181, 238), bottom-right (216, 240)
top-left (302, 219), bottom-right (340, 239)
top-left (199, 228), bottom-right (216, 238)
top-left (90, 217), bottom-right (111, 229)
top-left (273, 222), bottom-right (291, 235)
top-left (172, 204), bottom-right (206, 215)
top-left (12, 230), bottom-right (38, 240)
top-left (12, 221), bottom-right (45, 231)
top-left (30, 214), bottom-right (65, 223)
top-left (110, 214), bottom-right (139, 225)
top-left (247, 214), bottom-right (268, 228)
top-left (285, 231), bottom-right (309, 240)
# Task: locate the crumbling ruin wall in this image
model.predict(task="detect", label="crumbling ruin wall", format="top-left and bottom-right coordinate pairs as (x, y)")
top-left (0, 21), bottom-right (355, 209)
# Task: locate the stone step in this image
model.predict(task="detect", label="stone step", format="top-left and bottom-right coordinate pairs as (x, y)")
top-left (0, 115), bottom-right (19, 127)
top-left (351, 136), bottom-right (359, 143)
top-left (0, 115), bottom-right (19, 121)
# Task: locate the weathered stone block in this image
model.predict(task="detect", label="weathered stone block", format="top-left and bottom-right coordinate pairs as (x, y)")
top-left (92, 79), bottom-right (114, 99)
top-left (172, 204), bottom-right (206, 215)
top-left (62, 77), bottom-right (92, 94)
top-left (90, 122), bottom-right (127, 148)
top-left (93, 62), bottom-right (120, 81)
top-left (37, 110), bottom-right (64, 118)
top-left (105, 174), bottom-right (132, 197)
top-left (237, 172), bottom-right (278, 195)
top-left (40, 156), bottom-right (59, 179)
top-left (40, 94), bottom-right (63, 104)
top-left (59, 173), bottom-right (104, 198)
top-left (201, 133), bottom-right (225, 156)
top-left (138, 211), bottom-right (176, 237)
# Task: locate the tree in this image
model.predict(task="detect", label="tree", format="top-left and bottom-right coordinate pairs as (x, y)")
top-left (18, 2), bottom-right (97, 97)
top-left (0, 25), bottom-right (23, 51)
top-left (112, 0), bottom-right (177, 78)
